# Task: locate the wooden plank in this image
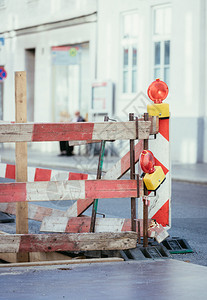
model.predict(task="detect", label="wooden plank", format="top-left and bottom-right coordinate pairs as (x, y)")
top-left (15, 71), bottom-right (29, 263)
top-left (0, 203), bottom-right (65, 221)
top-left (0, 231), bottom-right (72, 263)
top-left (64, 179), bottom-right (143, 219)
top-left (0, 179), bottom-right (138, 202)
top-left (40, 216), bottom-right (148, 234)
top-left (64, 141), bottom-right (144, 218)
top-left (0, 120), bottom-right (152, 142)
top-left (0, 249), bottom-right (72, 263)
top-left (0, 232), bottom-right (137, 253)
top-left (69, 140), bottom-right (101, 146)
top-left (0, 162), bottom-right (90, 182)
top-left (0, 257), bottom-right (124, 268)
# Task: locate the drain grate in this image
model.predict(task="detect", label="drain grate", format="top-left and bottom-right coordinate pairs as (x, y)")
top-left (162, 238), bottom-right (193, 254)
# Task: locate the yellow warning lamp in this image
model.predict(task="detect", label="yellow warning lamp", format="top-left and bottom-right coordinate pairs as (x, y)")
top-left (140, 150), bottom-right (165, 191)
top-left (147, 79), bottom-right (169, 118)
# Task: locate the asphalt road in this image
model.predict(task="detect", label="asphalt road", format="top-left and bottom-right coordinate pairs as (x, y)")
top-left (0, 178), bottom-right (207, 266)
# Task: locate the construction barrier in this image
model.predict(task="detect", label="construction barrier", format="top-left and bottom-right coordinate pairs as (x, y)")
top-left (0, 72), bottom-right (171, 261)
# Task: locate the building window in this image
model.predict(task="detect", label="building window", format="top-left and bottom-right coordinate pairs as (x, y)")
top-left (152, 6), bottom-right (171, 86)
top-left (121, 12), bottom-right (138, 94)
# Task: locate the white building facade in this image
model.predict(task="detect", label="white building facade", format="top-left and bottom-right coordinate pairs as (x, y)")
top-left (0, 0), bottom-right (207, 164)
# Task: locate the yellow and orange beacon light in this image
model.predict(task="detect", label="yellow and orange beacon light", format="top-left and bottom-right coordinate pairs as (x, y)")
top-left (147, 79), bottom-right (169, 118)
top-left (140, 150), bottom-right (165, 191)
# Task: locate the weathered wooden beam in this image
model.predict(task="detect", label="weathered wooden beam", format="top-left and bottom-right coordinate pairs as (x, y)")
top-left (0, 120), bottom-right (152, 142)
top-left (0, 257), bottom-right (124, 268)
top-left (0, 232), bottom-right (137, 253)
top-left (15, 71), bottom-right (29, 263)
top-left (0, 179), bottom-right (138, 202)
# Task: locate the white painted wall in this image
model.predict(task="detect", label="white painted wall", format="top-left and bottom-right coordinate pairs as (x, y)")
top-left (1, 0), bottom-right (207, 163)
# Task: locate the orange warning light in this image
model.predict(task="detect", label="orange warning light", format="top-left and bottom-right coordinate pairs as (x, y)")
top-left (140, 150), bottom-right (156, 174)
top-left (147, 79), bottom-right (169, 104)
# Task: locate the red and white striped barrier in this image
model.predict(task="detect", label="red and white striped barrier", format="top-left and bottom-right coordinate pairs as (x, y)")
top-left (0, 121), bottom-right (152, 143)
top-left (138, 118), bottom-right (170, 227)
top-left (0, 162), bottom-right (93, 182)
top-left (0, 180), bottom-right (138, 203)
top-left (65, 140), bottom-right (144, 217)
top-left (40, 216), bottom-right (148, 234)
top-left (0, 203), bottom-right (65, 222)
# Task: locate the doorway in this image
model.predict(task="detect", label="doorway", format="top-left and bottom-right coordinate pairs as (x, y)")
top-left (51, 43), bottom-right (90, 122)
top-left (25, 48), bottom-right (35, 122)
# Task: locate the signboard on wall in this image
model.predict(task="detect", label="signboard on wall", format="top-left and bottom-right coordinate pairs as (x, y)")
top-left (91, 80), bottom-right (114, 116)
top-left (51, 46), bottom-right (81, 65)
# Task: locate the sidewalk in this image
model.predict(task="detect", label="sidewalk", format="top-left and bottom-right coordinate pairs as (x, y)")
top-left (0, 146), bottom-right (207, 184)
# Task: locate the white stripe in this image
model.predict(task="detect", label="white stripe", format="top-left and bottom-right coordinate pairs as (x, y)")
top-left (28, 203), bottom-right (38, 219)
top-left (40, 216), bottom-right (69, 232)
top-left (103, 161), bottom-right (122, 180)
top-left (51, 170), bottom-right (69, 181)
top-left (0, 235), bottom-right (21, 253)
top-left (0, 163), bottom-right (6, 178)
top-left (92, 122), bottom-right (136, 140)
top-left (28, 166), bottom-right (36, 182)
top-left (149, 133), bottom-right (170, 170)
top-left (88, 174), bottom-right (96, 180)
top-left (65, 202), bottom-right (78, 218)
top-left (0, 203), bottom-right (9, 212)
top-left (95, 218), bottom-right (124, 232)
top-left (138, 173), bottom-right (170, 220)
top-left (26, 180), bottom-right (86, 201)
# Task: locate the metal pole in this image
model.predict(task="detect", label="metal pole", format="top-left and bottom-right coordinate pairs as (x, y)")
top-left (143, 112), bottom-right (149, 247)
top-left (90, 116), bottom-right (108, 232)
top-left (129, 113), bottom-right (136, 231)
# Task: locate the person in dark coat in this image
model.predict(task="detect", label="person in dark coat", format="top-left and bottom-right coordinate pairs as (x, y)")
top-left (59, 111), bottom-right (85, 156)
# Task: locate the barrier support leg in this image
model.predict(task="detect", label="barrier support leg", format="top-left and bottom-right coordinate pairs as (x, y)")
top-left (15, 71), bottom-right (29, 262)
top-left (143, 113), bottom-right (149, 247)
top-left (129, 113), bottom-right (136, 231)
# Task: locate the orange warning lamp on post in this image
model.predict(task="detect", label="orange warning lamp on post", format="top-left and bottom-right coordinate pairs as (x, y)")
top-left (140, 150), bottom-right (165, 191)
top-left (147, 79), bottom-right (169, 118)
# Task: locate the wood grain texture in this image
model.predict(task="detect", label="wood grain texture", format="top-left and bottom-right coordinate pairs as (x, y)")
top-left (0, 232), bottom-right (137, 253)
top-left (15, 71), bottom-right (29, 262)
top-left (40, 216), bottom-right (147, 235)
top-left (0, 180), bottom-right (138, 202)
top-left (0, 120), bottom-right (152, 142)
top-left (0, 257), bottom-right (124, 268)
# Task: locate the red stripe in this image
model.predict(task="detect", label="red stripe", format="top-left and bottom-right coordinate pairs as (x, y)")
top-left (159, 118), bottom-right (169, 141)
top-left (77, 198), bottom-right (93, 216)
top-left (65, 217), bottom-right (91, 233)
top-left (152, 200), bottom-right (169, 227)
top-left (121, 219), bottom-right (131, 231)
top-left (34, 206), bottom-right (54, 222)
top-left (5, 164), bottom-right (15, 179)
top-left (121, 140), bottom-right (143, 176)
top-left (68, 173), bottom-right (88, 180)
top-left (32, 123), bottom-right (94, 141)
top-left (34, 168), bottom-right (52, 181)
top-left (0, 182), bottom-right (26, 203)
top-left (19, 234), bottom-right (79, 252)
top-left (85, 180), bottom-right (138, 199)
top-left (154, 158), bottom-right (169, 175)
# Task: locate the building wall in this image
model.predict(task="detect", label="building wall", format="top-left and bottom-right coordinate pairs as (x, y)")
top-left (1, 0), bottom-right (207, 163)
top-left (97, 0), bottom-right (207, 164)
top-left (0, 0), bottom-right (97, 151)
